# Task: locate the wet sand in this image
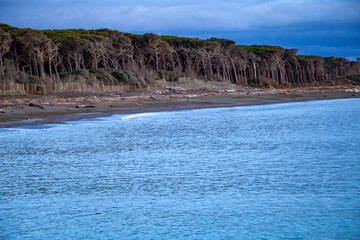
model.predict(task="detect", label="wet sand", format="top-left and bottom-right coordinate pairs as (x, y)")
top-left (1, 86), bottom-right (359, 128)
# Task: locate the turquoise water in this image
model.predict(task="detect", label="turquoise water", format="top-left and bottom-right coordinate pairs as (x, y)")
top-left (1, 99), bottom-right (360, 239)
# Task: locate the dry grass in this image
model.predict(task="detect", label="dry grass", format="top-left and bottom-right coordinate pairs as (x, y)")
top-left (0, 82), bottom-right (27, 94)
top-left (1, 73), bottom-right (237, 95)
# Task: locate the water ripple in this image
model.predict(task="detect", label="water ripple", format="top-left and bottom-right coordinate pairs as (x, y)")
top-left (1, 99), bottom-right (360, 239)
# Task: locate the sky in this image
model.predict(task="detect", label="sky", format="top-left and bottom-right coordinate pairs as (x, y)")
top-left (1, 0), bottom-right (359, 60)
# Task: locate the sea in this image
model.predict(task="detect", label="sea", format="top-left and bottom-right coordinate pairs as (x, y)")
top-left (1, 98), bottom-right (360, 239)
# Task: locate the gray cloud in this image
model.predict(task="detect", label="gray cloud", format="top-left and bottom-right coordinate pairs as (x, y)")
top-left (80, 0), bottom-right (360, 32)
top-left (1, 0), bottom-right (359, 58)
top-left (1, 0), bottom-right (359, 32)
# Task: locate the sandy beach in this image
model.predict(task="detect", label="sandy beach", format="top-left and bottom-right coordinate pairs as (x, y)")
top-left (1, 85), bottom-right (359, 128)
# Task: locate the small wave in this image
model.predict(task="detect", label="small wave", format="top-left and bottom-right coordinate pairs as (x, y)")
top-left (121, 112), bottom-right (165, 120)
top-left (0, 128), bottom-right (17, 133)
top-left (0, 127), bottom-right (31, 136)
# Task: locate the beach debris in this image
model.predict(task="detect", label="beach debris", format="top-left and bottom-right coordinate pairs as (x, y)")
top-left (344, 88), bottom-right (360, 93)
top-left (226, 89), bottom-right (236, 93)
top-left (173, 87), bottom-right (185, 92)
top-left (0, 109), bottom-right (5, 114)
top-left (167, 87), bottom-right (185, 92)
top-left (75, 104), bottom-right (95, 108)
top-left (28, 102), bottom-right (45, 109)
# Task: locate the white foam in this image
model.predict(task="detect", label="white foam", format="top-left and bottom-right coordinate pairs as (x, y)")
top-left (121, 112), bottom-right (164, 120)
top-left (0, 127), bottom-right (30, 136)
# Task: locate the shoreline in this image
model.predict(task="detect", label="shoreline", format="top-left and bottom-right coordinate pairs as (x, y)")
top-left (1, 86), bottom-right (359, 128)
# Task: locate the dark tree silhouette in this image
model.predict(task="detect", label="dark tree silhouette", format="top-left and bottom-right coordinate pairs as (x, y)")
top-left (0, 24), bottom-right (359, 88)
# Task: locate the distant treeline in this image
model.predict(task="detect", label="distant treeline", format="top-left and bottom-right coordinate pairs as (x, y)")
top-left (0, 23), bottom-right (359, 87)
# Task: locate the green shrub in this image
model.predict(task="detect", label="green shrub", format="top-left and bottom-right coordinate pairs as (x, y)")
top-left (124, 33), bottom-right (145, 40)
top-left (58, 72), bottom-right (69, 80)
top-left (0, 23), bottom-right (21, 33)
top-left (89, 68), bottom-right (104, 74)
top-left (93, 28), bottom-right (111, 33)
top-left (71, 69), bottom-right (84, 75)
top-left (347, 75), bottom-right (360, 83)
top-left (239, 45), bottom-right (283, 53)
top-left (112, 71), bottom-right (129, 82)
top-left (1, 91), bottom-right (22, 96)
top-left (189, 49), bottom-right (197, 55)
top-left (42, 28), bottom-right (101, 41)
top-left (161, 35), bottom-right (201, 43)
top-left (42, 30), bottom-right (69, 41)
top-left (296, 55), bottom-right (322, 60)
top-left (28, 75), bottom-right (40, 84)
top-left (156, 70), bottom-right (176, 82)
top-left (247, 78), bottom-right (257, 86)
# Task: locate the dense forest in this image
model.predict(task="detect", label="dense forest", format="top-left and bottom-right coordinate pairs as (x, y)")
top-left (0, 23), bottom-right (359, 93)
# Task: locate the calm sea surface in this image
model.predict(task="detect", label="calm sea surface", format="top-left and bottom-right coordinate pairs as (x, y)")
top-left (1, 99), bottom-right (360, 239)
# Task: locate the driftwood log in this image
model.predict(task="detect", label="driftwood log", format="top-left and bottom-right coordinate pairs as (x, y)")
top-left (28, 103), bottom-right (45, 109)
top-left (76, 104), bottom-right (96, 108)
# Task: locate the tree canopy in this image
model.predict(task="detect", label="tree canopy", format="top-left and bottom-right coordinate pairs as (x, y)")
top-left (1, 24), bottom-right (359, 87)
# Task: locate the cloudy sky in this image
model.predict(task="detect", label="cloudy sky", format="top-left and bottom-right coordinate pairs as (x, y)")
top-left (1, 0), bottom-right (359, 59)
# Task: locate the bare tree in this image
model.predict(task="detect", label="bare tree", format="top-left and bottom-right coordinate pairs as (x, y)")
top-left (143, 33), bottom-right (166, 71)
top-left (0, 29), bottom-right (12, 66)
top-left (47, 41), bottom-right (60, 78)
top-left (111, 35), bottom-right (133, 69)
top-left (21, 32), bottom-right (51, 77)
top-left (85, 36), bottom-right (110, 69)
